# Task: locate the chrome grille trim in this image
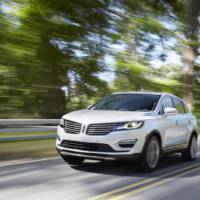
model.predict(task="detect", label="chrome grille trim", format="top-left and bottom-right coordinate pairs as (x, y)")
top-left (64, 120), bottom-right (81, 134)
top-left (87, 123), bottom-right (118, 135)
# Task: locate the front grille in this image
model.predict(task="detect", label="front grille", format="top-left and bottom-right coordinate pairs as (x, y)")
top-left (60, 140), bottom-right (115, 152)
top-left (64, 120), bottom-right (81, 134)
top-left (86, 123), bottom-right (118, 135)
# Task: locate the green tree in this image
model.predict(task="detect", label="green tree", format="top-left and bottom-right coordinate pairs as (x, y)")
top-left (112, 0), bottom-right (175, 93)
top-left (113, 0), bottom-right (200, 115)
top-left (0, 0), bottom-right (116, 118)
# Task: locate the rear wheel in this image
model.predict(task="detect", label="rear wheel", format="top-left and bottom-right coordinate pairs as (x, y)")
top-left (182, 135), bottom-right (197, 161)
top-left (141, 136), bottom-right (160, 172)
top-left (61, 155), bottom-right (84, 165)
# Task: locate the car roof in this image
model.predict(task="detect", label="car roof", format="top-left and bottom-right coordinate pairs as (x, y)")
top-left (112, 91), bottom-right (180, 99)
top-left (113, 91), bottom-right (163, 95)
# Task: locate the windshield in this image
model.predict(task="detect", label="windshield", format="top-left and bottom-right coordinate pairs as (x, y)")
top-left (91, 93), bottom-right (161, 112)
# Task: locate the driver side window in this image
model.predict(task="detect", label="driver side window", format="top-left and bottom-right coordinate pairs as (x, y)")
top-left (159, 97), bottom-right (174, 115)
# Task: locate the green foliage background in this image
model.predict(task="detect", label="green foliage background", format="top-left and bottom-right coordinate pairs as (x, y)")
top-left (0, 0), bottom-right (199, 118)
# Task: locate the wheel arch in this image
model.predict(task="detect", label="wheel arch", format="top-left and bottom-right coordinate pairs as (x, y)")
top-left (186, 129), bottom-right (198, 149)
top-left (142, 130), bottom-right (162, 153)
top-left (191, 129), bottom-right (198, 139)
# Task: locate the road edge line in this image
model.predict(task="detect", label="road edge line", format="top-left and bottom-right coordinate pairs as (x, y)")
top-left (0, 156), bottom-right (59, 167)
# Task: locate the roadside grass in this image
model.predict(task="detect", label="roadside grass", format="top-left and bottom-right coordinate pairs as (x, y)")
top-left (0, 130), bottom-right (56, 138)
top-left (0, 139), bottom-right (57, 162)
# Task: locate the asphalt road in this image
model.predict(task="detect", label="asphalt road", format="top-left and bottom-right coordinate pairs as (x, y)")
top-left (1, 154), bottom-right (200, 200)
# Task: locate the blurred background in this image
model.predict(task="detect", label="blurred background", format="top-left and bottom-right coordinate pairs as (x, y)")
top-left (0, 0), bottom-right (199, 161)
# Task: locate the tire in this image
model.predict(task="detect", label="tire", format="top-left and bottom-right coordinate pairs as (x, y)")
top-left (61, 155), bottom-right (84, 165)
top-left (141, 136), bottom-right (160, 172)
top-left (182, 134), bottom-right (197, 161)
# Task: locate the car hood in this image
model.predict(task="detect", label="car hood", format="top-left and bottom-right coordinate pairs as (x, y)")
top-left (62, 109), bottom-right (155, 124)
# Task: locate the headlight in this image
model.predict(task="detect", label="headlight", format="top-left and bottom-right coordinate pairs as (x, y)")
top-left (59, 118), bottom-right (65, 127)
top-left (114, 121), bottom-right (144, 131)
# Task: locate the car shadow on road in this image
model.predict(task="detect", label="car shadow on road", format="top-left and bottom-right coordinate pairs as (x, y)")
top-left (71, 154), bottom-right (200, 178)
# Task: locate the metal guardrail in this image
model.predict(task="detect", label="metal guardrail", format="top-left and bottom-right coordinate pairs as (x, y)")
top-left (0, 134), bottom-right (56, 142)
top-left (0, 119), bottom-right (58, 142)
top-left (0, 119), bottom-right (59, 126)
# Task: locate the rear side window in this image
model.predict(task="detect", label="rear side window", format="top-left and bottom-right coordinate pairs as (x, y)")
top-left (160, 97), bottom-right (174, 114)
top-left (172, 98), bottom-right (185, 114)
top-left (183, 103), bottom-right (189, 113)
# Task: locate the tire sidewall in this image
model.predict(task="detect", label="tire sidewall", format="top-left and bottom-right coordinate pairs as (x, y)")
top-left (142, 136), bottom-right (160, 171)
top-left (189, 135), bottom-right (197, 160)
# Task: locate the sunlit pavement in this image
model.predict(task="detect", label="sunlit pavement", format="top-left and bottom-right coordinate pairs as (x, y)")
top-left (0, 152), bottom-right (200, 200)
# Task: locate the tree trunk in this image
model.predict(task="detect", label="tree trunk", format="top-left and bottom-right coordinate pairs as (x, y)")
top-left (180, 45), bottom-right (197, 108)
top-left (180, 0), bottom-right (199, 108)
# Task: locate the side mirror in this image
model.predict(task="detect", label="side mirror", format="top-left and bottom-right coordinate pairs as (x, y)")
top-left (164, 107), bottom-right (178, 115)
top-left (87, 104), bottom-right (93, 109)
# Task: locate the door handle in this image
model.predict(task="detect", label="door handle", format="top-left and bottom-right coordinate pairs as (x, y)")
top-left (176, 120), bottom-right (179, 125)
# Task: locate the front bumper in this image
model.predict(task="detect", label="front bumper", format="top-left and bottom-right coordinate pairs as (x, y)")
top-left (56, 125), bottom-right (147, 160)
top-left (56, 146), bottom-right (140, 160)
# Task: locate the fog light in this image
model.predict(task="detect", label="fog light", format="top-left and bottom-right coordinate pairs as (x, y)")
top-left (118, 139), bottom-right (138, 148)
top-left (57, 135), bottom-right (61, 141)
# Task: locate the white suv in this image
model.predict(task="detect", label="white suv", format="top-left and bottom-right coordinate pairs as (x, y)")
top-left (56, 92), bottom-right (198, 171)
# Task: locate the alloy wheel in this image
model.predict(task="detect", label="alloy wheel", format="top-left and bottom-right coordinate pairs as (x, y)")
top-left (190, 136), bottom-right (197, 159)
top-left (147, 139), bottom-right (160, 169)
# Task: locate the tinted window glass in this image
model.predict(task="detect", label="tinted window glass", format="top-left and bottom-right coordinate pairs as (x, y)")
top-left (91, 94), bottom-right (161, 112)
top-left (183, 103), bottom-right (189, 113)
top-left (173, 98), bottom-right (185, 113)
top-left (160, 97), bottom-right (174, 114)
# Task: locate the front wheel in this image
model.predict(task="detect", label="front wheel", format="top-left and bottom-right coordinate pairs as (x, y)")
top-left (141, 136), bottom-right (160, 172)
top-left (61, 155), bottom-right (84, 165)
top-left (182, 135), bottom-right (198, 161)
